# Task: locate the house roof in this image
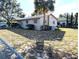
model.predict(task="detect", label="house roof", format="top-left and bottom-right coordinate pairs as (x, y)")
top-left (13, 16), bottom-right (40, 21)
top-left (13, 13), bottom-right (57, 21)
top-left (49, 14), bottom-right (58, 20)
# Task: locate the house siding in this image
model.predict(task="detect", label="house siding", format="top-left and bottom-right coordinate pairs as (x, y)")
top-left (25, 19), bottom-right (42, 30)
top-left (49, 15), bottom-right (57, 30)
top-left (18, 14), bottom-right (57, 30)
top-left (49, 15), bottom-right (57, 26)
top-left (18, 21), bottom-right (27, 28)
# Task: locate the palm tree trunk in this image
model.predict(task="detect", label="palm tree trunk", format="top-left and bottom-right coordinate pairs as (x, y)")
top-left (43, 12), bottom-right (45, 30)
top-left (43, 10), bottom-right (45, 30)
top-left (48, 15), bottom-right (49, 26)
top-left (43, 11), bottom-right (45, 25)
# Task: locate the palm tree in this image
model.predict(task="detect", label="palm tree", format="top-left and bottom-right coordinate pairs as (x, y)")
top-left (34, 0), bottom-right (55, 30)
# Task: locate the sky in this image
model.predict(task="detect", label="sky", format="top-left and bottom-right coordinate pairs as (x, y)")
top-left (17, 0), bottom-right (79, 17)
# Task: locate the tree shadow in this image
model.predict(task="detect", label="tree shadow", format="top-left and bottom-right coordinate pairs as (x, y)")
top-left (20, 44), bottom-right (77, 59)
top-left (6, 29), bottom-right (78, 59)
top-left (7, 29), bottom-right (66, 59)
top-left (7, 28), bottom-right (65, 41)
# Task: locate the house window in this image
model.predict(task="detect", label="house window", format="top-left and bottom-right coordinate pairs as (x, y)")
top-left (26, 20), bottom-right (28, 23)
top-left (53, 21), bottom-right (55, 24)
top-left (34, 20), bottom-right (37, 23)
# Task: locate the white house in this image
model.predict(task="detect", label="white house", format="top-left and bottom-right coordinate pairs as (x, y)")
top-left (14, 14), bottom-right (58, 30)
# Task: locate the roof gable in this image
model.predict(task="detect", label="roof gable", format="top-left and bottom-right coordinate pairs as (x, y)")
top-left (49, 14), bottom-right (58, 20)
top-left (13, 13), bottom-right (58, 21)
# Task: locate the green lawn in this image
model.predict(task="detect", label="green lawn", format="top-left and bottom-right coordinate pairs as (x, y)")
top-left (0, 28), bottom-right (78, 58)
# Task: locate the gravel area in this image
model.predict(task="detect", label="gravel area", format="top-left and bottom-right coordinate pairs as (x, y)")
top-left (8, 29), bottom-right (65, 41)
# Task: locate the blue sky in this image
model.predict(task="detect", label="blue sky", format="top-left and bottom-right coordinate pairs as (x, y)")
top-left (17, 0), bottom-right (78, 17)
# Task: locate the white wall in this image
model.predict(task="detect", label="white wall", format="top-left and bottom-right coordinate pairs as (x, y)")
top-left (28, 20), bottom-right (34, 24)
top-left (36, 15), bottom-right (57, 30)
top-left (36, 17), bottom-right (44, 30)
top-left (35, 19), bottom-right (42, 30)
top-left (26, 19), bottom-right (43, 30)
top-left (34, 15), bottom-right (57, 30)
top-left (49, 15), bottom-right (57, 26)
top-left (49, 15), bottom-right (57, 30)
top-left (18, 21), bottom-right (27, 28)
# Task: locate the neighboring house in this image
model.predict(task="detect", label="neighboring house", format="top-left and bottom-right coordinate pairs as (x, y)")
top-left (13, 14), bottom-right (57, 30)
top-left (58, 16), bottom-right (76, 27)
top-left (58, 17), bottom-right (67, 27)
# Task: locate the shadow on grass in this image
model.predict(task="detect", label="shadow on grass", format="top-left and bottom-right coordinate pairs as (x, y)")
top-left (8, 28), bottom-right (65, 41)
top-left (21, 45), bottom-right (77, 59)
top-left (6, 29), bottom-right (69, 59)
top-left (5, 29), bottom-right (78, 59)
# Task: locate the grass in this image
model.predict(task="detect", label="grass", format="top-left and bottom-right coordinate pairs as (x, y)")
top-left (0, 28), bottom-right (78, 57)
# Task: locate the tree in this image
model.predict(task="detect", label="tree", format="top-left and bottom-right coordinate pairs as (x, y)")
top-left (66, 13), bottom-right (69, 27)
top-left (0, 0), bottom-right (24, 27)
top-left (75, 12), bottom-right (78, 28)
top-left (59, 14), bottom-right (63, 17)
top-left (70, 13), bottom-right (73, 27)
top-left (34, 0), bottom-right (55, 30)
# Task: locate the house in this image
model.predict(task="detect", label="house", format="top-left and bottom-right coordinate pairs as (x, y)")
top-left (13, 14), bottom-right (58, 30)
top-left (58, 16), bottom-right (67, 27)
